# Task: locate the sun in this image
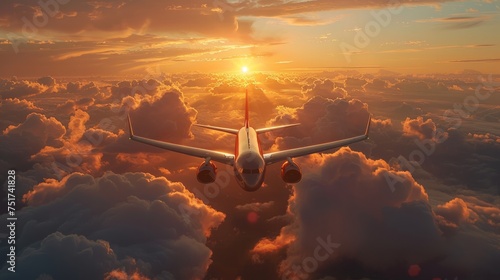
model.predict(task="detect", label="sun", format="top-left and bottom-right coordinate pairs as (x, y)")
top-left (241, 66), bottom-right (249, 73)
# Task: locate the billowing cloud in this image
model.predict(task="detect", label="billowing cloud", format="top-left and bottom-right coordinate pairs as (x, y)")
top-left (129, 90), bottom-right (197, 142)
top-left (301, 79), bottom-right (346, 99)
top-left (0, 171), bottom-right (225, 279)
top-left (259, 75), bottom-right (301, 93)
top-left (363, 78), bottom-right (390, 93)
top-left (56, 97), bottom-right (95, 115)
top-left (468, 132), bottom-right (500, 144)
top-left (251, 147), bottom-right (500, 279)
top-left (182, 75), bottom-right (217, 88)
top-left (434, 198), bottom-right (472, 231)
top-left (0, 112), bottom-right (65, 169)
top-left (65, 81), bottom-right (100, 95)
top-left (37, 76), bottom-right (56, 87)
top-left (266, 95), bottom-right (369, 150)
top-left (402, 116), bottom-right (439, 140)
top-left (252, 147), bottom-right (439, 278)
top-left (1, 72), bottom-right (499, 280)
top-left (0, 78), bottom-right (49, 98)
top-left (0, 97), bottom-right (43, 130)
top-left (31, 109), bottom-right (105, 175)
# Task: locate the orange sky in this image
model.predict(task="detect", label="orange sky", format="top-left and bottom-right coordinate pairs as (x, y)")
top-left (1, 0), bottom-right (499, 76)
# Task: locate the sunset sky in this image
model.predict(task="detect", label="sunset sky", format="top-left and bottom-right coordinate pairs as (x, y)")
top-left (1, 0), bottom-right (499, 76)
top-left (1, 1), bottom-right (500, 280)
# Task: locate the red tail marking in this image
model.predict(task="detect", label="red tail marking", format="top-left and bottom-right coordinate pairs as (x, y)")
top-left (245, 89), bottom-right (249, 128)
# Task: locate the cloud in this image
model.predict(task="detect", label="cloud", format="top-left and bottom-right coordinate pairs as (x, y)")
top-left (416, 15), bottom-right (492, 29)
top-left (129, 90), bottom-right (197, 142)
top-left (236, 201), bottom-right (275, 212)
top-left (0, 112), bottom-right (65, 169)
top-left (259, 75), bottom-right (301, 92)
top-left (392, 102), bottom-right (424, 118)
top-left (363, 78), bottom-right (390, 93)
top-left (0, 83), bottom-right (204, 183)
top-left (344, 77), bottom-right (367, 89)
top-left (182, 75), bottom-right (217, 88)
top-left (109, 79), bottom-right (168, 100)
top-left (251, 147), bottom-right (500, 279)
top-left (37, 76), bottom-right (56, 87)
top-left (1, 72), bottom-right (499, 280)
top-left (301, 79), bottom-right (347, 99)
top-left (30, 110), bottom-right (106, 176)
top-left (105, 269), bottom-right (149, 280)
top-left (210, 82), bottom-right (244, 95)
top-left (6, 232), bottom-right (124, 280)
top-left (279, 14), bottom-right (342, 26)
top-left (56, 97), bottom-right (95, 115)
top-left (67, 109), bottom-right (90, 142)
top-left (434, 198), bottom-right (471, 230)
top-left (450, 58), bottom-right (500, 63)
top-left (0, 98), bottom-right (43, 130)
top-left (266, 95), bottom-right (369, 150)
top-left (394, 79), bottom-right (431, 93)
top-left (0, 171), bottom-right (225, 279)
top-left (252, 148), bottom-right (441, 277)
top-left (0, 78), bottom-right (49, 98)
top-left (402, 116), bottom-right (439, 140)
top-left (237, 0), bottom-right (461, 17)
top-left (65, 81), bottom-right (100, 95)
top-left (468, 133), bottom-right (500, 144)
top-left (0, 1), bottom-right (244, 38)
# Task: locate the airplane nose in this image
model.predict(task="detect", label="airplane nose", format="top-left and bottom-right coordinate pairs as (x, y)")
top-left (242, 174), bottom-right (261, 187)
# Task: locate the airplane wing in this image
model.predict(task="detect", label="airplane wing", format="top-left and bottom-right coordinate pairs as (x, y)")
top-left (127, 115), bottom-right (235, 165)
top-left (263, 117), bottom-right (371, 165)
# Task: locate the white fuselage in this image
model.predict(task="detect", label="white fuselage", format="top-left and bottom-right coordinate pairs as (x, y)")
top-left (233, 127), bottom-right (266, 191)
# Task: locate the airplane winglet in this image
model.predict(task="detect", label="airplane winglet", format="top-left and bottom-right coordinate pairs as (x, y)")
top-left (127, 114), bottom-right (134, 139)
top-left (365, 116), bottom-right (371, 137)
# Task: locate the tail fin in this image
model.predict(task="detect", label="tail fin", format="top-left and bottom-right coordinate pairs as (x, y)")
top-left (244, 89), bottom-right (249, 128)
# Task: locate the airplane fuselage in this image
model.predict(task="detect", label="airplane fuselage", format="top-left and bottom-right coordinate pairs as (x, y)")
top-left (234, 126), bottom-right (266, 191)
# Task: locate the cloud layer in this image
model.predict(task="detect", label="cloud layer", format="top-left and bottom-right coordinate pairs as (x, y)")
top-left (1, 172), bottom-right (224, 279)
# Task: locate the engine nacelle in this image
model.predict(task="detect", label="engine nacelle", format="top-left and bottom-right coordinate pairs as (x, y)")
top-left (197, 161), bottom-right (217, 184)
top-left (280, 160), bottom-right (302, 183)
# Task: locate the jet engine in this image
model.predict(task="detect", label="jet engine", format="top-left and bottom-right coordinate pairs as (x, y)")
top-left (280, 159), bottom-right (302, 183)
top-left (197, 160), bottom-right (217, 184)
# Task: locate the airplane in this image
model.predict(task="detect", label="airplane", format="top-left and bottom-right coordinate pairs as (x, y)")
top-left (127, 90), bottom-right (371, 192)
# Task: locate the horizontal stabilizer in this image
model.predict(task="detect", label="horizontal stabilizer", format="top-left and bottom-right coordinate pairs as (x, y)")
top-left (193, 124), bottom-right (239, 135)
top-left (255, 123), bottom-right (300, 134)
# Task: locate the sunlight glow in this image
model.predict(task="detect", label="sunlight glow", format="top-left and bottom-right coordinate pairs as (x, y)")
top-left (242, 66), bottom-right (249, 73)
